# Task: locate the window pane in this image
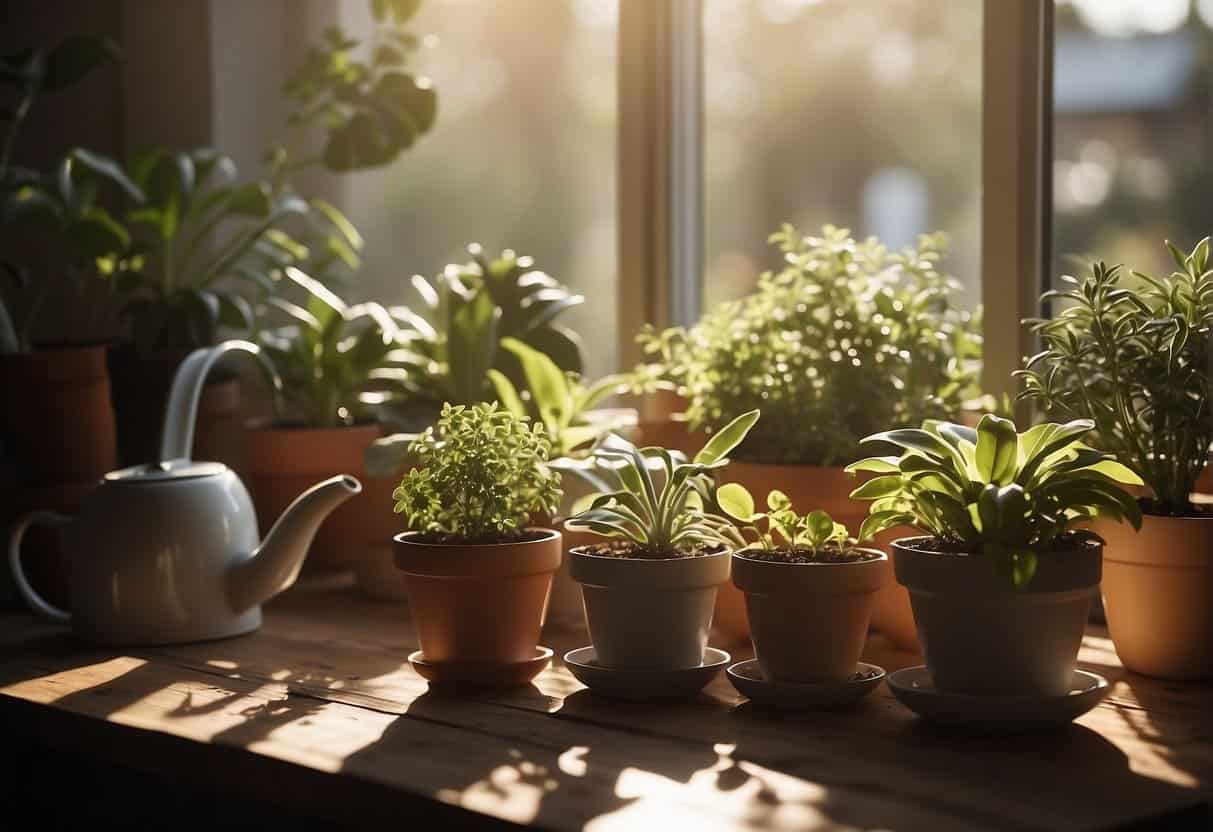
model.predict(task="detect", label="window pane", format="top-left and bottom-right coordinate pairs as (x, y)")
top-left (337, 0), bottom-right (619, 377)
top-left (704, 0), bottom-right (983, 309)
top-left (1052, 0), bottom-right (1212, 284)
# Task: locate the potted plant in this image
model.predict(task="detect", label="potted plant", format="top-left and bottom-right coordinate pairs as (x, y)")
top-left (564, 410), bottom-right (759, 670)
top-left (0, 35), bottom-right (129, 488)
top-left (247, 266), bottom-right (403, 570)
top-left (489, 336), bottom-right (633, 621)
top-left (1018, 239), bottom-right (1213, 679)
top-left (848, 415), bottom-right (1142, 696)
top-left (713, 485), bottom-right (885, 683)
top-left (392, 402), bottom-right (562, 685)
top-left (641, 224), bottom-right (982, 646)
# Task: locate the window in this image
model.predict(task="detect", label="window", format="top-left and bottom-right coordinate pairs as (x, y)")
top-left (703, 0), bottom-right (983, 310)
top-left (335, 0), bottom-right (620, 378)
top-left (1052, 0), bottom-right (1213, 284)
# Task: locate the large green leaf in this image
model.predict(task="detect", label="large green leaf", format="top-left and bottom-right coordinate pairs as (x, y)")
top-left (500, 336), bottom-right (570, 435)
top-left (447, 289), bottom-right (500, 404)
top-left (975, 414), bottom-right (1018, 484)
top-left (487, 368), bottom-right (527, 418)
top-left (716, 482), bottom-right (756, 522)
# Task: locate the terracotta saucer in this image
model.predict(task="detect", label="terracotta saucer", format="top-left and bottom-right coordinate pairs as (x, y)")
top-left (563, 646), bottom-right (730, 701)
top-left (887, 666), bottom-right (1110, 733)
top-left (727, 660), bottom-right (886, 709)
top-left (408, 647), bottom-right (553, 688)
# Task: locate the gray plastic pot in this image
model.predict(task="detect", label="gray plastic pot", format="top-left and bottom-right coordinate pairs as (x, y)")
top-left (569, 545), bottom-right (730, 670)
top-left (893, 536), bottom-right (1101, 696)
top-left (733, 549), bottom-right (886, 683)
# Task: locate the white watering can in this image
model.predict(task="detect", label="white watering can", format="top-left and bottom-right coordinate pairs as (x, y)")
top-left (7, 340), bottom-right (361, 645)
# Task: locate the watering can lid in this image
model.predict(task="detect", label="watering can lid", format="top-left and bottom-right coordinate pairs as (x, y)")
top-left (104, 459), bottom-right (228, 484)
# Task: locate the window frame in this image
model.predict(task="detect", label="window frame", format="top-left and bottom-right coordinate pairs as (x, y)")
top-left (621, 0), bottom-right (1055, 408)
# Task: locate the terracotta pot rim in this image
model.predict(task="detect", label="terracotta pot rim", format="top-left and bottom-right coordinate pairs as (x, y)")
top-left (395, 528), bottom-right (560, 550)
top-left (733, 548), bottom-right (886, 596)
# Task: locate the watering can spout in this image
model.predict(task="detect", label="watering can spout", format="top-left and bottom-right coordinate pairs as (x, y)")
top-left (228, 475), bottom-right (362, 612)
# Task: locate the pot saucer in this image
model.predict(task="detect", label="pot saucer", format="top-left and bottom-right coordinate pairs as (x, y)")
top-left (887, 666), bottom-right (1110, 732)
top-left (563, 647), bottom-right (730, 701)
top-left (727, 660), bottom-right (885, 709)
top-left (409, 647), bottom-right (553, 688)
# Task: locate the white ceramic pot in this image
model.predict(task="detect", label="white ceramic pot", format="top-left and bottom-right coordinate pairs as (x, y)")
top-left (733, 549), bottom-right (886, 683)
top-left (569, 545), bottom-right (730, 670)
top-left (893, 536), bottom-right (1101, 696)
top-left (1098, 513), bottom-right (1213, 680)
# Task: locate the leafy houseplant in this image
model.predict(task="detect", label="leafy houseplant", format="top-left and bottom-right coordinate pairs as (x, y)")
top-left (563, 410), bottom-right (758, 671)
top-left (1018, 239), bottom-right (1213, 680)
top-left (389, 245), bottom-right (585, 415)
top-left (0, 36), bottom-right (128, 487)
top-left (847, 415), bottom-right (1142, 696)
top-left (392, 403), bottom-right (563, 685)
top-left (245, 267), bottom-right (402, 570)
top-left (642, 224), bottom-right (981, 647)
top-left (714, 486), bottom-right (886, 685)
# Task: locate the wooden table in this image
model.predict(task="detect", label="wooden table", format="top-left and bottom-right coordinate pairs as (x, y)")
top-left (1, 575), bottom-right (1209, 831)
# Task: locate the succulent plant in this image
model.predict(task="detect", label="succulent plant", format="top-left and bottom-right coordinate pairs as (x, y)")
top-left (847, 415), bottom-right (1143, 586)
top-left (565, 410), bottom-right (760, 557)
top-left (392, 402), bottom-right (562, 542)
top-left (1018, 239), bottom-right (1213, 516)
top-left (641, 224), bottom-right (981, 465)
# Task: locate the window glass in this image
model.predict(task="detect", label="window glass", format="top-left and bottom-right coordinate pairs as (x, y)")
top-left (703, 0), bottom-right (982, 309)
top-left (1053, 0), bottom-right (1213, 283)
top-left (337, 0), bottom-right (619, 377)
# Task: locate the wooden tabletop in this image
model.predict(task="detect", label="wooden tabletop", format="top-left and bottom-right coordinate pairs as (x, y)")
top-left (1, 574), bottom-right (1209, 831)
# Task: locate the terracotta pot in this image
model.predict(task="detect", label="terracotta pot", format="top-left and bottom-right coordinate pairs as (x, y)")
top-left (570, 545), bottom-right (730, 670)
top-left (394, 529), bottom-right (561, 665)
top-left (733, 549), bottom-right (886, 683)
top-left (0, 344), bottom-right (116, 485)
top-left (0, 480), bottom-right (98, 611)
top-left (246, 423), bottom-right (392, 570)
top-left (108, 345), bottom-right (245, 471)
top-left (1098, 513), bottom-right (1213, 680)
top-left (713, 461), bottom-right (919, 649)
top-left (894, 536), bottom-right (1101, 696)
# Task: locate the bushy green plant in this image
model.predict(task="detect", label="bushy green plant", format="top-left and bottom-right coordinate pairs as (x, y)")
top-left (565, 410), bottom-right (759, 557)
top-left (641, 224), bottom-right (981, 465)
top-left (714, 484), bottom-right (851, 555)
top-left (258, 266), bottom-right (400, 428)
top-left (847, 415), bottom-right (1143, 587)
top-left (489, 337), bottom-right (631, 459)
top-left (392, 402), bottom-right (562, 542)
top-left (390, 244), bottom-right (585, 407)
top-left (1017, 239), bottom-right (1213, 515)
top-left (278, 0), bottom-right (437, 173)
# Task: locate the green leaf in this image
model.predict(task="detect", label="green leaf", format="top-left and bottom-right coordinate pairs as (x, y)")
top-left (500, 335), bottom-right (570, 435)
top-left (1088, 459), bottom-right (1144, 486)
top-left (68, 148), bottom-right (144, 203)
top-left (488, 368), bottom-right (527, 418)
top-left (844, 456), bottom-right (900, 474)
top-left (858, 510), bottom-right (913, 541)
top-left (448, 289), bottom-right (500, 404)
top-left (849, 475), bottom-right (903, 500)
top-left (694, 409), bottom-right (760, 465)
top-left (975, 414), bottom-right (1018, 484)
top-left (806, 510), bottom-right (835, 545)
top-left (309, 197), bottom-right (364, 250)
top-left (717, 482), bottom-right (756, 522)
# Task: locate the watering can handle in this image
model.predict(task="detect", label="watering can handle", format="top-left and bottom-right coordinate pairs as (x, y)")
top-left (159, 340), bottom-right (279, 463)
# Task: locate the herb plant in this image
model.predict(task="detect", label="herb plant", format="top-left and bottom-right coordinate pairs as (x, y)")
top-left (392, 402), bottom-right (562, 542)
top-left (714, 484), bottom-right (852, 557)
top-left (391, 244), bottom-right (586, 407)
top-left (1017, 239), bottom-right (1213, 515)
top-left (257, 266), bottom-right (400, 428)
top-left (846, 415), bottom-right (1143, 587)
top-left (641, 224), bottom-right (981, 465)
top-left (565, 410), bottom-right (760, 557)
